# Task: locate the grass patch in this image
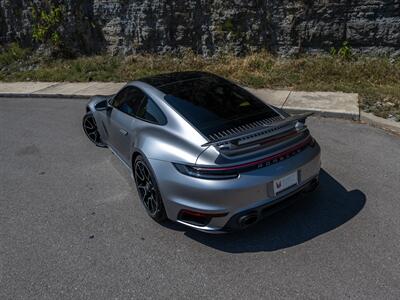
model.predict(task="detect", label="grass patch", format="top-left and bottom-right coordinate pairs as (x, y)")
top-left (1, 48), bottom-right (400, 121)
top-left (0, 43), bottom-right (31, 66)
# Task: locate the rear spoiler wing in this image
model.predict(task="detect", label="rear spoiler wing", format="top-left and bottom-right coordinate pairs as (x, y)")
top-left (201, 112), bottom-right (313, 147)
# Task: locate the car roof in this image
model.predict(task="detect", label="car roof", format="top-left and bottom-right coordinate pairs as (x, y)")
top-left (138, 72), bottom-right (280, 139)
top-left (137, 71), bottom-right (216, 88)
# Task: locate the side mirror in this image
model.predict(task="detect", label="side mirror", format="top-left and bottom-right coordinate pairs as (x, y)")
top-left (95, 100), bottom-right (112, 111)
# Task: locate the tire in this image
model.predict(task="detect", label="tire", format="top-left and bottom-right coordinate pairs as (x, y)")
top-left (82, 112), bottom-right (107, 147)
top-left (133, 155), bottom-right (167, 222)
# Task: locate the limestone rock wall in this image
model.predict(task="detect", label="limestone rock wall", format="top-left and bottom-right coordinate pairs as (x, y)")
top-left (1, 0), bottom-right (399, 56)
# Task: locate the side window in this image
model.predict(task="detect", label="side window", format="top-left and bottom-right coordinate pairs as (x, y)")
top-left (112, 87), bottom-right (129, 109)
top-left (136, 96), bottom-right (167, 125)
top-left (112, 86), bottom-right (145, 117)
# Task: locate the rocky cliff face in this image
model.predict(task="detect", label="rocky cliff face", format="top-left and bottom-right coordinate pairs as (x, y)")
top-left (1, 0), bottom-right (399, 56)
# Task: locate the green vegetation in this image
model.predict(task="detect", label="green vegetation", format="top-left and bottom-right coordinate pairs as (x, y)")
top-left (330, 41), bottom-right (354, 60)
top-left (0, 43), bottom-right (31, 66)
top-left (32, 5), bottom-right (65, 49)
top-left (220, 19), bottom-right (235, 33)
top-left (0, 46), bottom-right (399, 121)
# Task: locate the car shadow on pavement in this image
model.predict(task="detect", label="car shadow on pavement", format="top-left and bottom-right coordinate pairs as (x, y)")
top-left (165, 169), bottom-right (366, 253)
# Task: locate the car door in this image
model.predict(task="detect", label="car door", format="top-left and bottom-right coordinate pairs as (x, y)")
top-left (107, 86), bottom-right (145, 164)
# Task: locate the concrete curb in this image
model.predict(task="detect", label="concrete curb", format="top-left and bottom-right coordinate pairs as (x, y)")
top-left (0, 82), bottom-right (361, 121)
top-left (360, 112), bottom-right (400, 135)
top-left (246, 88), bottom-right (360, 121)
top-left (283, 107), bottom-right (360, 121)
top-left (0, 93), bottom-right (91, 99)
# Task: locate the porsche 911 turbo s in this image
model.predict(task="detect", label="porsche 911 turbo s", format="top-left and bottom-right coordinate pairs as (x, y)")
top-left (82, 72), bottom-right (321, 232)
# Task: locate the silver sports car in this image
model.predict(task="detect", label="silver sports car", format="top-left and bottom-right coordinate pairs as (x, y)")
top-left (83, 72), bottom-right (321, 232)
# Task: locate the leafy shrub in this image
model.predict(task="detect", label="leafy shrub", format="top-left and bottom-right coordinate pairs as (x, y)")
top-left (0, 43), bottom-right (30, 66)
top-left (330, 41), bottom-right (354, 60)
top-left (32, 5), bottom-right (64, 48)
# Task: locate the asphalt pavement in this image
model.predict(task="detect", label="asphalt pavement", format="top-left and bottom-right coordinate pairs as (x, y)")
top-left (0, 97), bottom-right (399, 299)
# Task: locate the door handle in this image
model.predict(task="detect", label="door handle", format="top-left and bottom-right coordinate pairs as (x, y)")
top-left (119, 129), bottom-right (128, 136)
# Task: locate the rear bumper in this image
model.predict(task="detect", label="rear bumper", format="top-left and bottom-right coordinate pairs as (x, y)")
top-left (221, 176), bottom-right (319, 232)
top-left (149, 143), bottom-right (321, 232)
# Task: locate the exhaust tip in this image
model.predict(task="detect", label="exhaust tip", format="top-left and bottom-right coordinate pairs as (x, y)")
top-left (238, 213), bottom-right (258, 228)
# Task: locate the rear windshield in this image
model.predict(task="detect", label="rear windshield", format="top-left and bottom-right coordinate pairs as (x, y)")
top-left (160, 76), bottom-right (280, 136)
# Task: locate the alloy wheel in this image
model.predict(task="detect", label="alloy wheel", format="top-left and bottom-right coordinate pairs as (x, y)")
top-left (134, 160), bottom-right (160, 216)
top-left (83, 113), bottom-right (104, 146)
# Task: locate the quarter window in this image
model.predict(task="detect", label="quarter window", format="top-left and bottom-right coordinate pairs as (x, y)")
top-left (136, 96), bottom-right (167, 125)
top-left (112, 86), bottom-right (145, 116)
top-left (112, 86), bottom-right (166, 125)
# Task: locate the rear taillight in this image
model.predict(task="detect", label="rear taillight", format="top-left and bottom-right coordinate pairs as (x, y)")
top-left (173, 163), bottom-right (239, 180)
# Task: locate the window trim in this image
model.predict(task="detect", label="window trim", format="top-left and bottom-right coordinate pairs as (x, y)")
top-left (111, 86), bottom-right (168, 126)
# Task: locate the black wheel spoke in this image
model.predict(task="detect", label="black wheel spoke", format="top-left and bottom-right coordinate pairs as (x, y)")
top-left (139, 164), bottom-right (148, 180)
top-left (137, 184), bottom-right (147, 191)
top-left (143, 192), bottom-right (150, 206)
top-left (147, 195), bottom-right (153, 212)
top-left (88, 132), bottom-right (96, 139)
top-left (136, 167), bottom-right (146, 181)
top-left (85, 119), bottom-right (94, 130)
top-left (144, 171), bottom-right (152, 182)
top-left (148, 195), bottom-right (157, 213)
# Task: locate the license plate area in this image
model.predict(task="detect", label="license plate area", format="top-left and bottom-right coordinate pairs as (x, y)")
top-left (273, 171), bottom-right (298, 195)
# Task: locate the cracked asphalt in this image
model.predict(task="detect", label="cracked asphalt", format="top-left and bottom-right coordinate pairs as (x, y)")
top-left (0, 97), bottom-right (399, 299)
